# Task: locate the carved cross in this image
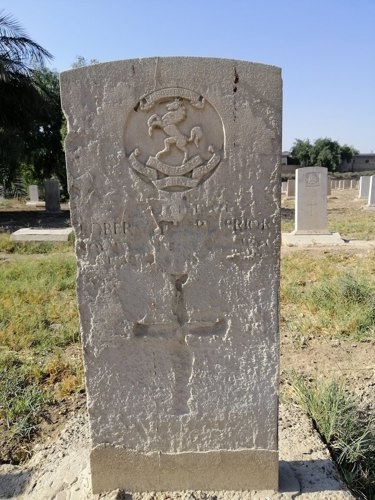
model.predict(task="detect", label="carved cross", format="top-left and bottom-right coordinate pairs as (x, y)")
top-left (133, 274), bottom-right (226, 415)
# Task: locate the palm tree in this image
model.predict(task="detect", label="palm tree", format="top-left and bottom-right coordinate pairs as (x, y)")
top-left (0, 11), bottom-right (52, 128)
top-left (0, 11), bottom-right (52, 83)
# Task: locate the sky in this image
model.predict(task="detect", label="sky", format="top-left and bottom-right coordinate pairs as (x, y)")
top-left (2, 0), bottom-right (375, 153)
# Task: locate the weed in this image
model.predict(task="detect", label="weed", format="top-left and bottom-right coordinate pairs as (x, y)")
top-left (290, 375), bottom-right (375, 499)
top-left (281, 253), bottom-right (375, 341)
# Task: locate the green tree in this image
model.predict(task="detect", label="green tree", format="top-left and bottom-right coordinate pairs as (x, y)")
top-left (310, 138), bottom-right (341, 171)
top-left (340, 144), bottom-right (359, 163)
top-left (290, 139), bottom-right (312, 166)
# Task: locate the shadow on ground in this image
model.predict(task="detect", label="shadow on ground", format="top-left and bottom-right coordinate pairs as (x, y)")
top-left (0, 210), bottom-right (71, 232)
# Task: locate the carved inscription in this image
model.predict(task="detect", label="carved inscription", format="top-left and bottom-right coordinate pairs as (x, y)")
top-left (125, 88), bottom-right (224, 192)
top-left (305, 172), bottom-right (320, 186)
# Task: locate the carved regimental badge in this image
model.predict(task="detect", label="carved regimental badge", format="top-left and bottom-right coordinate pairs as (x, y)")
top-left (125, 88), bottom-right (224, 192)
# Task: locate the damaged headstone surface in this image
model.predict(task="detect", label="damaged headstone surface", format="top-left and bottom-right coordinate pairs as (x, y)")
top-left (60, 57), bottom-right (282, 494)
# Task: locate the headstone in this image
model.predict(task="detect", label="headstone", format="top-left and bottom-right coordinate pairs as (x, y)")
top-left (338, 180), bottom-right (343, 189)
top-left (44, 179), bottom-right (61, 212)
top-left (359, 176), bottom-right (370, 199)
top-left (286, 179), bottom-right (295, 198)
top-left (281, 181), bottom-right (287, 193)
top-left (61, 57), bottom-right (281, 494)
top-left (350, 179), bottom-right (357, 189)
top-left (342, 179), bottom-right (350, 189)
top-left (294, 166), bottom-right (329, 234)
top-left (368, 176), bottom-right (375, 206)
top-left (29, 185), bottom-right (39, 203)
top-left (327, 178), bottom-right (331, 196)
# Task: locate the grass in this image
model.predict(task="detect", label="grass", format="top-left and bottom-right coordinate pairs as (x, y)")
top-left (290, 375), bottom-right (375, 499)
top-left (0, 232), bottom-right (74, 254)
top-left (0, 251), bottom-right (81, 461)
top-left (281, 252), bottom-right (375, 341)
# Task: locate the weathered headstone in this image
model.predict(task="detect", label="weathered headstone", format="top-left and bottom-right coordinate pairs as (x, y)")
top-left (281, 181), bottom-right (287, 193)
top-left (44, 179), bottom-right (61, 212)
top-left (368, 176), bottom-right (375, 207)
top-left (351, 179), bottom-right (358, 189)
top-left (359, 176), bottom-right (370, 199)
top-left (342, 179), bottom-right (350, 189)
top-left (294, 166), bottom-right (328, 233)
top-left (327, 178), bottom-right (331, 196)
top-left (61, 57), bottom-right (281, 494)
top-left (29, 185), bottom-right (39, 203)
top-left (286, 179), bottom-right (295, 198)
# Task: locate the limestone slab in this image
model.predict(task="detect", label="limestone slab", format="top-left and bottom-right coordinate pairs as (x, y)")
top-left (28, 184), bottom-right (39, 203)
top-left (60, 57), bottom-right (281, 494)
top-left (10, 228), bottom-right (73, 241)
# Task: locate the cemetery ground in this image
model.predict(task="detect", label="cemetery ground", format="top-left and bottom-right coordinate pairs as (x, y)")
top-left (0, 189), bottom-right (374, 498)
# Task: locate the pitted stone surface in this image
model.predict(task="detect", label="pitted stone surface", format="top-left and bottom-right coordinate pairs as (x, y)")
top-left (60, 57), bottom-right (281, 493)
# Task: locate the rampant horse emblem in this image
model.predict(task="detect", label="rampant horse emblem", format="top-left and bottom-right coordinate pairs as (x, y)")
top-left (147, 99), bottom-right (202, 164)
top-left (125, 88), bottom-right (224, 192)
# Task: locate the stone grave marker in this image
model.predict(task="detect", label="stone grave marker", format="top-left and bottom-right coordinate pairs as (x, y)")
top-left (294, 166), bottom-right (328, 233)
top-left (286, 179), bottom-right (295, 198)
top-left (44, 179), bottom-right (61, 212)
top-left (281, 181), bottom-right (287, 193)
top-left (29, 185), bottom-right (39, 203)
top-left (342, 179), bottom-right (350, 189)
top-left (351, 179), bottom-right (357, 189)
top-left (283, 166), bottom-right (343, 245)
top-left (368, 176), bottom-right (375, 207)
top-left (359, 176), bottom-right (370, 199)
top-left (61, 57), bottom-right (281, 494)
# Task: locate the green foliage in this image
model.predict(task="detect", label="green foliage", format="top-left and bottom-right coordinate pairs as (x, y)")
top-left (290, 137), bottom-right (359, 172)
top-left (291, 376), bottom-right (375, 498)
top-left (0, 12), bottom-right (67, 195)
top-left (71, 55), bottom-right (99, 68)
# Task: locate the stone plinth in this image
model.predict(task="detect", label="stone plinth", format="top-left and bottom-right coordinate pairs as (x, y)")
top-left (61, 57), bottom-right (281, 494)
top-left (10, 228), bottom-right (73, 242)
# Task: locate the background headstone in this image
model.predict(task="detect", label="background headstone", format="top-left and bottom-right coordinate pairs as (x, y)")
top-left (44, 179), bottom-right (61, 213)
top-left (359, 176), bottom-right (370, 199)
top-left (29, 185), bottom-right (39, 203)
top-left (368, 176), bottom-right (375, 207)
top-left (286, 179), bottom-right (295, 198)
top-left (281, 181), bottom-right (287, 193)
top-left (342, 179), bottom-right (350, 189)
top-left (61, 57), bottom-right (281, 494)
top-left (294, 166), bottom-right (329, 234)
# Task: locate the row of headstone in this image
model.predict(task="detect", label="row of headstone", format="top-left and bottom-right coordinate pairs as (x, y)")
top-left (359, 176), bottom-right (371, 199)
top-left (283, 175), bottom-right (331, 198)
top-left (26, 180), bottom-right (61, 212)
top-left (366, 176), bottom-right (375, 207)
top-left (330, 179), bottom-right (358, 189)
top-left (61, 57), bottom-right (281, 493)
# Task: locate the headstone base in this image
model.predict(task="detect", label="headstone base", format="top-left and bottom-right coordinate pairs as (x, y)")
top-left (90, 447), bottom-right (278, 494)
top-left (26, 201), bottom-right (46, 207)
top-left (282, 232), bottom-right (345, 246)
top-left (10, 228), bottom-right (73, 242)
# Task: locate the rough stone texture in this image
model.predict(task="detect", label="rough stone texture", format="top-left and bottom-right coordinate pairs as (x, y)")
top-left (368, 176), bottom-right (375, 206)
top-left (44, 179), bottom-right (61, 213)
top-left (10, 228), bottom-right (73, 242)
top-left (0, 405), bottom-right (353, 499)
top-left (294, 166), bottom-right (329, 234)
top-left (359, 176), bottom-right (370, 199)
top-left (60, 57), bottom-right (281, 493)
top-left (286, 179), bottom-right (295, 198)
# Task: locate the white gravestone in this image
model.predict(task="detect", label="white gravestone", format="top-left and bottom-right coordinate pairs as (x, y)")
top-left (29, 185), bottom-right (39, 202)
top-left (61, 57), bottom-right (281, 494)
top-left (359, 176), bottom-right (370, 199)
top-left (281, 181), bottom-right (287, 193)
top-left (368, 176), bottom-right (375, 207)
top-left (342, 179), bottom-right (350, 189)
top-left (286, 179), bottom-right (295, 198)
top-left (294, 166), bottom-right (329, 234)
